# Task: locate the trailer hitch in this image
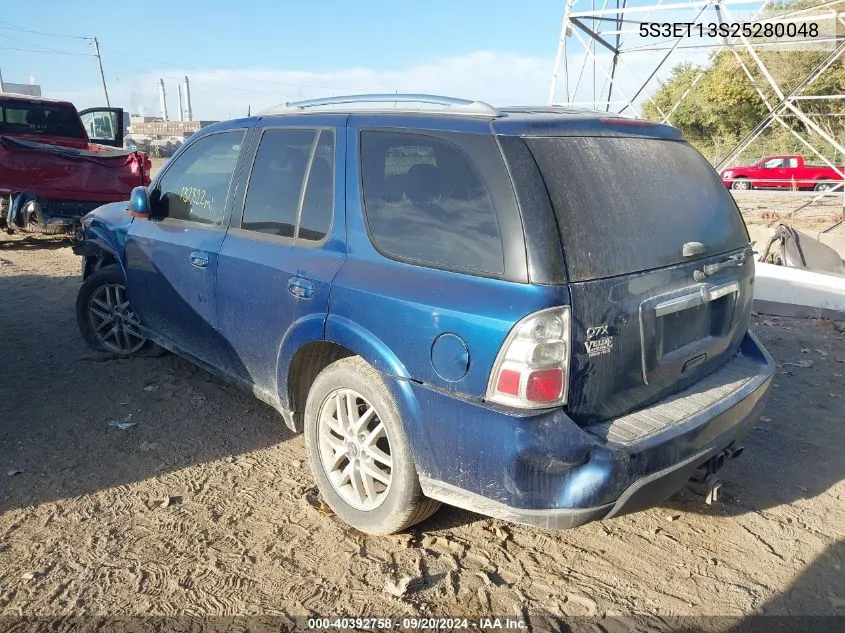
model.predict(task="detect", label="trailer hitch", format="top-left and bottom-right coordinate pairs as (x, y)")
top-left (687, 445), bottom-right (744, 505)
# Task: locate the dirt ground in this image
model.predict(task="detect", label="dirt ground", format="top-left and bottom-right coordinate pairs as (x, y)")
top-left (0, 234), bottom-right (843, 629)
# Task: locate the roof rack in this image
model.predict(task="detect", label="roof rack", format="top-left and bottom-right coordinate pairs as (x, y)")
top-left (261, 93), bottom-right (500, 116)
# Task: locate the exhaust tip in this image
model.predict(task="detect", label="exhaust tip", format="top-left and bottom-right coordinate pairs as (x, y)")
top-left (728, 446), bottom-right (745, 460)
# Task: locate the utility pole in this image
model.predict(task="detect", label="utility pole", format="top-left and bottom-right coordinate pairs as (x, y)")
top-left (93, 37), bottom-right (110, 106)
top-left (0, 66), bottom-right (5, 92)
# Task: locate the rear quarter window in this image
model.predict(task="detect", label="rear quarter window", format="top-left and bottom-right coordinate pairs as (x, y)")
top-left (360, 130), bottom-right (506, 275)
top-left (526, 137), bottom-right (749, 281)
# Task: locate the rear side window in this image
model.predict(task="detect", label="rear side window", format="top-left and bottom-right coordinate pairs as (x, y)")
top-left (0, 100), bottom-right (86, 139)
top-left (526, 137), bottom-right (749, 281)
top-left (361, 130), bottom-right (504, 275)
top-left (241, 128), bottom-right (334, 241)
top-left (155, 130), bottom-right (245, 225)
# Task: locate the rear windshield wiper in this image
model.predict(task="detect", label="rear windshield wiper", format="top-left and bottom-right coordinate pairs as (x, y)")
top-left (694, 247), bottom-right (753, 282)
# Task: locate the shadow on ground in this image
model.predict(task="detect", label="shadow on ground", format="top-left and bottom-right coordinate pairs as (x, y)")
top-left (1, 269), bottom-right (843, 538)
top-left (0, 272), bottom-right (293, 514)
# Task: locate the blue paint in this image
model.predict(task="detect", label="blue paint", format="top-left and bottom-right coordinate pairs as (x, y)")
top-left (430, 333), bottom-right (469, 382)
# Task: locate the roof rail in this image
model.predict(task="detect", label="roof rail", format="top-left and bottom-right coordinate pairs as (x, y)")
top-left (261, 93), bottom-right (500, 116)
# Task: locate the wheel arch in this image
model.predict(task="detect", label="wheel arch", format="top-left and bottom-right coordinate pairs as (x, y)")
top-left (279, 315), bottom-right (414, 432)
top-left (77, 232), bottom-right (124, 281)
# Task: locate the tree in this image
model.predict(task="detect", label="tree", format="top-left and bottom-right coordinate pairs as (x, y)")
top-left (643, 0), bottom-right (844, 163)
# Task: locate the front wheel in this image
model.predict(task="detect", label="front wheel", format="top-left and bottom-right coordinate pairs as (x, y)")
top-left (303, 356), bottom-right (440, 534)
top-left (76, 265), bottom-right (158, 356)
top-left (731, 178), bottom-right (751, 191)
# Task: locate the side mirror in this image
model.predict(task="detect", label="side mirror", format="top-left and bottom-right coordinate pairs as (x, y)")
top-left (128, 186), bottom-right (150, 219)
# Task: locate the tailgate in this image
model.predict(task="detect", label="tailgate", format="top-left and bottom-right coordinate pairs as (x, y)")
top-left (0, 135), bottom-right (143, 201)
top-left (566, 250), bottom-right (754, 423)
top-left (524, 134), bottom-right (753, 425)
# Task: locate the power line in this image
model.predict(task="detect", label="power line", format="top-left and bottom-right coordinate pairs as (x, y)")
top-left (0, 31), bottom-right (93, 56)
top-left (0, 45), bottom-right (93, 57)
top-left (0, 20), bottom-right (91, 40)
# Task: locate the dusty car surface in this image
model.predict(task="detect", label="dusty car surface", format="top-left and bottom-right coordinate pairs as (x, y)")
top-left (0, 93), bottom-right (151, 236)
top-left (73, 94), bottom-right (775, 535)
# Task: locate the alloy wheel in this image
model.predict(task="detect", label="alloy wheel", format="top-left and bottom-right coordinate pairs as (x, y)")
top-left (317, 388), bottom-right (393, 510)
top-left (87, 283), bottom-right (147, 354)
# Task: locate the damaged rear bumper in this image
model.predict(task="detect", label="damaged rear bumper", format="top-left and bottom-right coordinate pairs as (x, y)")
top-left (402, 331), bottom-right (774, 529)
top-left (1, 192), bottom-right (103, 235)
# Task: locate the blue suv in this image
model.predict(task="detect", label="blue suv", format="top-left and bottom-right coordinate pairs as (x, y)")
top-left (74, 94), bottom-right (774, 535)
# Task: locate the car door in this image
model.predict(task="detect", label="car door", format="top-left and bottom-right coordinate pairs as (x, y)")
top-left (759, 157), bottom-right (786, 189)
top-left (78, 107), bottom-right (125, 147)
top-left (215, 118), bottom-right (346, 399)
top-left (124, 128), bottom-right (249, 367)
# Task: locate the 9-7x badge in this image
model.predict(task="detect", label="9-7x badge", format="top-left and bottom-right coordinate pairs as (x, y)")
top-left (585, 324), bottom-right (614, 357)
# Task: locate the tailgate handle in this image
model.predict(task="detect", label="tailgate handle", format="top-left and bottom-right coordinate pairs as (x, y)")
top-left (654, 281), bottom-right (740, 317)
top-left (694, 247), bottom-right (752, 281)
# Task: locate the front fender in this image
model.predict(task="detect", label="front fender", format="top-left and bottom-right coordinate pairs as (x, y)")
top-left (75, 201), bottom-right (132, 278)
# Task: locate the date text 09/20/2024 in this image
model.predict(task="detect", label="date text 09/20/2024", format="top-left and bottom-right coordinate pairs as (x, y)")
top-left (306, 617), bottom-right (527, 630)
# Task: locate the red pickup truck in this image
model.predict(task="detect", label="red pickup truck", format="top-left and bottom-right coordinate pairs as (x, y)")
top-left (720, 155), bottom-right (845, 192)
top-left (1, 93), bottom-right (151, 236)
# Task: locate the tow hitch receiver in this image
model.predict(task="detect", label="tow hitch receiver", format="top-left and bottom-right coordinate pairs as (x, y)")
top-left (688, 445), bottom-right (744, 505)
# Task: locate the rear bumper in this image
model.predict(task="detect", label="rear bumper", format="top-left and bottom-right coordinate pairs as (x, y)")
top-left (404, 331), bottom-right (774, 529)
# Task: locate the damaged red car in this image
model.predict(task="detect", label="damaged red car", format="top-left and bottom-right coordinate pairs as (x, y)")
top-left (0, 93), bottom-right (151, 237)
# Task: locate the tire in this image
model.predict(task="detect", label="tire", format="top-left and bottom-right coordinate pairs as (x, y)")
top-left (76, 265), bottom-right (162, 357)
top-left (814, 182), bottom-right (834, 192)
top-left (303, 356), bottom-right (440, 534)
top-left (731, 178), bottom-right (751, 191)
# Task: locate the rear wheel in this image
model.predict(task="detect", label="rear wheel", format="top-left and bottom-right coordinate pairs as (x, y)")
top-left (731, 178), bottom-right (751, 191)
top-left (814, 181), bottom-right (836, 192)
top-left (76, 265), bottom-right (160, 356)
top-left (303, 356), bottom-right (440, 534)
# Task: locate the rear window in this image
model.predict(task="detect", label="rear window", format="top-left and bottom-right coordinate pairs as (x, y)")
top-left (526, 137), bottom-right (749, 282)
top-left (0, 100), bottom-right (86, 139)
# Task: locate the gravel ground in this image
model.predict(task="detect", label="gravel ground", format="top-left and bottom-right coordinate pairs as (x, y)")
top-left (0, 239), bottom-right (842, 630)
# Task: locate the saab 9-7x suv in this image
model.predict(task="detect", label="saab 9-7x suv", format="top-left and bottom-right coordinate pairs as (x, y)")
top-left (74, 94), bottom-right (774, 535)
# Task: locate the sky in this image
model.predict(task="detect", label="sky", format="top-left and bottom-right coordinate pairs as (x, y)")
top-left (0, 0), bottom-right (771, 121)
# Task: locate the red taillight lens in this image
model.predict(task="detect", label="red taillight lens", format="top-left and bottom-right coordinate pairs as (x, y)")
top-left (486, 306), bottom-right (571, 409)
top-left (526, 369), bottom-right (563, 402)
top-left (496, 369), bottom-right (521, 396)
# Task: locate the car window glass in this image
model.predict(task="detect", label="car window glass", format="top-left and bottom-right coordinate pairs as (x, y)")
top-left (361, 131), bottom-right (504, 274)
top-left (241, 129), bottom-right (316, 238)
top-left (764, 158), bottom-right (784, 169)
top-left (298, 130), bottom-right (335, 242)
top-left (0, 101), bottom-right (86, 138)
top-left (787, 158), bottom-right (798, 168)
top-left (155, 130), bottom-right (245, 225)
top-left (81, 111), bottom-right (117, 141)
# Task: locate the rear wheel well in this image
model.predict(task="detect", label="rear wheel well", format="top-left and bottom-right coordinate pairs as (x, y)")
top-left (287, 341), bottom-right (354, 430)
top-left (82, 249), bottom-right (118, 280)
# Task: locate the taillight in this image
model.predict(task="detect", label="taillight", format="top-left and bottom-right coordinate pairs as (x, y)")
top-left (486, 306), bottom-right (571, 408)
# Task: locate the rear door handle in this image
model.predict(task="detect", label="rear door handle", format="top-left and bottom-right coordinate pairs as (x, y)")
top-left (288, 277), bottom-right (315, 299)
top-left (189, 251), bottom-right (209, 268)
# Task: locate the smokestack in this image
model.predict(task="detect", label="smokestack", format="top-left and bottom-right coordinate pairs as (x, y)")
top-left (177, 83), bottom-right (184, 122)
top-left (183, 76), bottom-right (193, 121)
top-left (158, 78), bottom-right (168, 121)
